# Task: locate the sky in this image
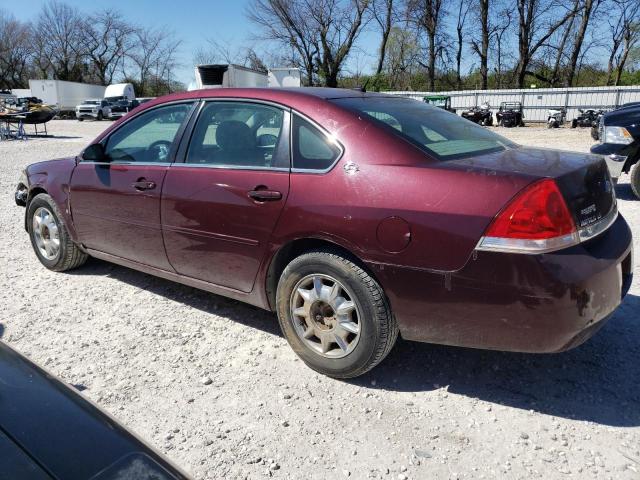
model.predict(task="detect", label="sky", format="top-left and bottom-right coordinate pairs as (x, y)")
top-left (1, 0), bottom-right (381, 86)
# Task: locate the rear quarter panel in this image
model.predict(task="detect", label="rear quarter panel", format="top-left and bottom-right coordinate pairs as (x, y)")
top-left (271, 109), bottom-right (533, 273)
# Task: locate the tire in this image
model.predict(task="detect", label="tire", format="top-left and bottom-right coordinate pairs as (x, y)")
top-left (571, 119), bottom-right (577, 128)
top-left (27, 193), bottom-right (88, 272)
top-left (97, 111), bottom-right (103, 121)
top-left (631, 163), bottom-right (640, 199)
top-left (276, 249), bottom-right (398, 378)
top-left (78, 118), bottom-right (84, 122)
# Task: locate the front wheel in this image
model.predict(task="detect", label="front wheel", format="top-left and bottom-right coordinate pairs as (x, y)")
top-left (27, 193), bottom-right (88, 271)
top-left (276, 250), bottom-right (398, 378)
top-left (97, 111), bottom-right (103, 121)
top-left (630, 163), bottom-right (640, 199)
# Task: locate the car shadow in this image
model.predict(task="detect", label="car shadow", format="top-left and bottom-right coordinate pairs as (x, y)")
top-left (69, 258), bottom-right (638, 427)
top-left (68, 258), bottom-right (282, 337)
top-left (352, 293), bottom-right (640, 427)
top-left (615, 182), bottom-right (637, 201)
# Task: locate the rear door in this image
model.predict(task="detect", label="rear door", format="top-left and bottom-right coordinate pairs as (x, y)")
top-left (70, 102), bottom-right (194, 270)
top-left (161, 100), bottom-right (290, 292)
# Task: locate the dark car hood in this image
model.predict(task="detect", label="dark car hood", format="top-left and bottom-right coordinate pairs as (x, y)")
top-left (27, 157), bottom-right (77, 175)
top-left (603, 105), bottom-right (640, 127)
top-left (0, 341), bottom-right (189, 479)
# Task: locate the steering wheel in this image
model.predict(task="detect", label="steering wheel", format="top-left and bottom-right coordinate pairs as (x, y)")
top-left (147, 140), bottom-right (172, 163)
top-left (256, 133), bottom-right (278, 147)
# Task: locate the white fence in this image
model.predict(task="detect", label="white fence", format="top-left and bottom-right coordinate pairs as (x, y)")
top-left (385, 85), bottom-right (640, 122)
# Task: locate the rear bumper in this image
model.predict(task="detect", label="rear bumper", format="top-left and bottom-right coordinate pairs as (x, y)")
top-left (371, 214), bottom-right (633, 353)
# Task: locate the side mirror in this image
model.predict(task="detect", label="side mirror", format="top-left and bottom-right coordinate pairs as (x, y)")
top-left (82, 143), bottom-right (107, 162)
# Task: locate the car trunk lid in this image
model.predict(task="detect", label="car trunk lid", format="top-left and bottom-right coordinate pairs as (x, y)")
top-left (445, 146), bottom-right (616, 230)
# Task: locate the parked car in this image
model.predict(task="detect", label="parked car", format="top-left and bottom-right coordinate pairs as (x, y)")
top-left (571, 108), bottom-right (604, 129)
top-left (422, 95), bottom-right (455, 113)
top-left (496, 101), bottom-right (525, 127)
top-left (0, 340), bottom-right (190, 479)
top-left (460, 102), bottom-right (493, 126)
top-left (590, 104), bottom-right (640, 198)
top-left (76, 98), bottom-right (111, 121)
top-left (107, 98), bottom-right (140, 119)
top-left (15, 89), bottom-right (633, 378)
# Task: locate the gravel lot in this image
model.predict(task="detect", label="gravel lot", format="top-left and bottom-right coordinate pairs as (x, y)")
top-left (1, 120), bottom-right (638, 479)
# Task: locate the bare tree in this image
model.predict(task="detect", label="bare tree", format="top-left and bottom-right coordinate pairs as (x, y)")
top-left (194, 38), bottom-right (268, 72)
top-left (548, 0), bottom-right (579, 87)
top-left (372, 0), bottom-right (395, 77)
top-left (409, 0), bottom-right (446, 91)
top-left (454, 0), bottom-right (470, 89)
top-left (491, 5), bottom-right (512, 88)
top-left (82, 9), bottom-right (134, 85)
top-left (248, 0), bottom-right (370, 87)
top-left (470, 0), bottom-right (492, 90)
top-left (514, 0), bottom-right (578, 88)
top-left (565, 0), bottom-right (600, 86)
top-left (33, 0), bottom-right (85, 81)
top-left (0, 10), bottom-right (32, 89)
top-left (126, 26), bottom-right (182, 95)
top-left (605, 0), bottom-right (640, 85)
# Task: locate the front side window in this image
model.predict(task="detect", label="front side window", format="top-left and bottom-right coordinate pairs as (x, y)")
top-left (292, 114), bottom-right (342, 171)
top-left (186, 102), bottom-right (287, 169)
top-left (104, 103), bottom-right (192, 163)
top-left (333, 97), bottom-right (516, 161)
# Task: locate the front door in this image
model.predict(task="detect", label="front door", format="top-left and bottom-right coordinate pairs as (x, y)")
top-left (70, 102), bottom-right (194, 270)
top-left (161, 101), bottom-right (290, 292)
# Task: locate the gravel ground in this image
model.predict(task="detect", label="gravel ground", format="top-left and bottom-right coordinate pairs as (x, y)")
top-left (1, 120), bottom-right (639, 480)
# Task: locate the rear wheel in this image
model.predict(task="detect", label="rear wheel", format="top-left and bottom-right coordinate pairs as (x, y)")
top-left (276, 249), bottom-right (398, 378)
top-left (78, 118), bottom-right (84, 122)
top-left (631, 163), bottom-right (640, 199)
top-left (27, 193), bottom-right (88, 271)
top-left (97, 111), bottom-right (103, 121)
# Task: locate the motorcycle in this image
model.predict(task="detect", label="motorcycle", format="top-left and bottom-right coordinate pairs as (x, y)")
top-left (571, 109), bottom-right (604, 129)
top-left (461, 102), bottom-right (494, 126)
top-left (547, 107), bottom-right (566, 128)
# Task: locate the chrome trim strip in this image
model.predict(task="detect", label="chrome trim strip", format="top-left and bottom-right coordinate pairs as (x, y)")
top-left (79, 161), bottom-right (173, 167)
top-left (476, 205), bottom-right (619, 255)
top-left (170, 164), bottom-right (289, 172)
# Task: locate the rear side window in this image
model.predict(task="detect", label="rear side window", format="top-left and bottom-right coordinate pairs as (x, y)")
top-left (292, 114), bottom-right (342, 171)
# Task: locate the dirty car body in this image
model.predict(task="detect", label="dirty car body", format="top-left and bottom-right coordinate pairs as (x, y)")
top-left (16, 88), bottom-right (633, 376)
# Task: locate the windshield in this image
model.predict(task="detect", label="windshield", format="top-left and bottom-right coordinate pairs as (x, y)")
top-left (333, 96), bottom-right (516, 161)
top-left (424, 97), bottom-right (447, 108)
top-left (84, 100), bottom-right (100, 105)
top-left (105, 96), bottom-right (125, 103)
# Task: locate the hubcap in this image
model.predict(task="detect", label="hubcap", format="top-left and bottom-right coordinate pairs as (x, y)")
top-left (32, 207), bottom-right (60, 260)
top-left (290, 274), bottom-right (361, 358)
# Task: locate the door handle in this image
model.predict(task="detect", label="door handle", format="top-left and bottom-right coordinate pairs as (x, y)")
top-left (131, 180), bottom-right (156, 191)
top-left (248, 189), bottom-right (282, 202)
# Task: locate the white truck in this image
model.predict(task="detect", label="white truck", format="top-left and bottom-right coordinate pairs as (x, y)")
top-left (193, 64), bottom-right (268, 89)
top-left (268, 68), bottom-right (302, 87)
top-left (104, 83), bottom-right (135, 102)
top-left (29, 80), bottom-right (106, 118)
top-left (75, 99), bottom-right (112, 121)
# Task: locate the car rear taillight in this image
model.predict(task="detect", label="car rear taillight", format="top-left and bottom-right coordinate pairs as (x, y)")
top-left (477, 179), bottom-right (581, 254)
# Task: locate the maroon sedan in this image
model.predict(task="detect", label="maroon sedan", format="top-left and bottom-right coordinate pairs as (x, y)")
top-left (16, 88), bottom-right (633, 378)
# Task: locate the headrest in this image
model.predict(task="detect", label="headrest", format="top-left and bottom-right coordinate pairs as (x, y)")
top-left (216, 121), bottom-right (254, 151)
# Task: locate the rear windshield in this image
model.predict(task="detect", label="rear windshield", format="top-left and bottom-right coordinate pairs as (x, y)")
top-left (332, 97), bottom-right (516, 161)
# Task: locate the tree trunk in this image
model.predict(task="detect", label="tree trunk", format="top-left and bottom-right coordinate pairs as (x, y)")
top-left (566, 0), bottom-right (597, 87)
top-left (479, 0), bottom-right (489, 90)
top-left (375, 0), bottom-right (393, 76)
